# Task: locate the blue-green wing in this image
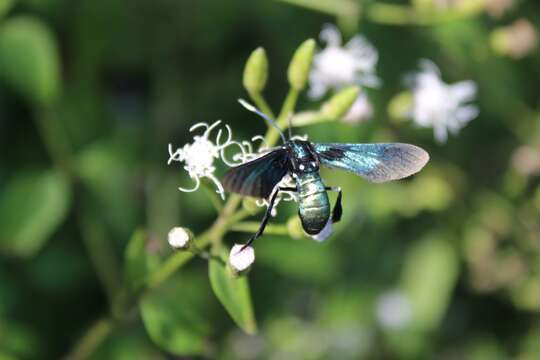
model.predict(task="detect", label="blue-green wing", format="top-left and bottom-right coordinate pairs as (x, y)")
top-left (314, 143), bottom-right (429, 183)
top-left (223, 149), bottom-right (289, 198)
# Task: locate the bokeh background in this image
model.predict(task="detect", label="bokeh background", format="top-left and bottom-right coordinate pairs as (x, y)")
top-left (1, 0), bottom-right (540, 359)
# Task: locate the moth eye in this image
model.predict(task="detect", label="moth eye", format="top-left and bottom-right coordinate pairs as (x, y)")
top-left (299, 164), bottom-right (305, 170)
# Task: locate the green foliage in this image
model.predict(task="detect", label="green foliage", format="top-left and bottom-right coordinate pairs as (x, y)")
top-left (0, 16), bottom-right (60, 105)
top-left (209, 254), bottom-right (257, 334)
top-left (401, 234), bottom-right (459, 331)
top-left (124, 230), bottom-right (161, 291)
top-left (140, 273), bottom-right (211, 356)
top-left (0, 170), bottom-right (70, 257)
top-left (0, 0), bottom-right (14, 19)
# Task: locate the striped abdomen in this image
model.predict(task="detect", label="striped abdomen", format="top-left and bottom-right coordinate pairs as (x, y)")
top-left (296, 172), bottom-right (330, 235)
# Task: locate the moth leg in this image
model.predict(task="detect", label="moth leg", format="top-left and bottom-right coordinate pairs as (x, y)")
top-left (325, 186), bottom-right (343, 223)
top-left (279, 186), bottom-right (297, 192)
top-left (242, 187), bottom-right (281, 249)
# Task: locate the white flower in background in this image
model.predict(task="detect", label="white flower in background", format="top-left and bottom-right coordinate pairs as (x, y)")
top-left (168, 120), bottom-right (246, 199)
top-left (229, 244), bottom-right (255, 272)
top-left (343, 93), bottom-right (374, 124)
top-left (168, 227), bottom-right (193, 249)
top-left (309, 24), bottom-right (380, 100)
top-left (409, 59), bottom-right (479, 143)
top-left (375, 290), bottom-right (412, 330)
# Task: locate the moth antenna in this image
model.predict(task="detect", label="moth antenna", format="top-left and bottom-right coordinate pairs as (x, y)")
top-left (238, 99), bottom-right (287, 144)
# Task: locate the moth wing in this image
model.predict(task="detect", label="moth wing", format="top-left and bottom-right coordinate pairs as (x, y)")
top-left (314, 143), bottom-right (429, 183)
top-left (223, 149), bottom-right (289, 198)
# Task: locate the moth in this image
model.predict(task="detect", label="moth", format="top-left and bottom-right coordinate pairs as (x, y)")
top-left (224, 100), bottom-right (429, 247)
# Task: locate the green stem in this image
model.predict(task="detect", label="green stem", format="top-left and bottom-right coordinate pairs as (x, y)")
top-left (275, 0), bottom-right (358, 17)
top-left (145, 230), bottom-right (212, 291)
top-left (77, 206), bottom-right (123, 312)
top-left (366, 2), bottom-right (485, 26)
top-left (366, 3), bottom-right (418, 26)
top-left (143, 195), bottom-right (245, 291)
top-left (66, 317), bottom-right (113, 360)
top-left (265, 88), bottom-right (299, 146)
top-left (231, 221), bottom-right (289, 236)
top-left (249, 92), bottom-right (275, 119)
top-left (34, 106), bottom-right (73, 176)
top-left (202, 180), bottom-right (224, 212)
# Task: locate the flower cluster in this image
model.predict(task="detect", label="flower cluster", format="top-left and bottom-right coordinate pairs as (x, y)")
top-left (309, 24), bottom-right (379, 99)
top-left (168, 120), bottom-right (245, 199)
top-left (309, 24), bottom-right (379, 124)
top-left (408, 60), bottom-right (479, 143)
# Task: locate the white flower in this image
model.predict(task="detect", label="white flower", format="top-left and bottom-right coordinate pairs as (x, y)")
top-left (168, 227), bottom-right (192, 249)
top-left (310, 219), bottom-right (333, 242)
top-left (375, 290), bottom-right (412, 330)
top-left (409, 59), bottom-right (479, 143)
top-left (168, 120), bottom-right (246, 199)
top-left (229, 244), bottom-right (255, 272)
top-left (343, 93), bottom-right (373, 124)
top-left (309, 24), bottom-right (379, 100)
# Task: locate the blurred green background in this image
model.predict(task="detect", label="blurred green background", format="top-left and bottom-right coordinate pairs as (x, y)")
top-left (1, 0), bottom-right (540, 359)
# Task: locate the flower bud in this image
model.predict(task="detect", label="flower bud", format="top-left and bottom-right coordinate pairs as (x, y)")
top-left (288, 39), bottom-right (316, 91)
top-left (321, 86), bottom-right (360, 119)
top-left (167, 226), bottom-right (193, 250)
top-left (243, 47), bottom-right (269, 95)
top-left (229, 244), bottom-right (255, 274)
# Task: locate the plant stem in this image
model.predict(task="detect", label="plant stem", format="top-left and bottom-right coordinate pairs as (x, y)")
top-left (145, 229), bottom-right (212, 290)
top-left (249, 92), bottom-right (275, 119)
top-left (366, 3), bottom-right (418, 26)
top-left (77, 205), bottom-right (123, 312)
top-left (34, 105), bottom-right (73, 176)
top-left (231, 221), bottom-right (289, 235)
top-left (202, 180), bottom-right (224, 212)
top-left (66, 317), bottom-right (113, 360)
top-left (265, 88), bottom-right (299, 146)
top-left (275, 0), bottom-right (358, 17)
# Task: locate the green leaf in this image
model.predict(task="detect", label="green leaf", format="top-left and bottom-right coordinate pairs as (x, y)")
top-left (208, 256), bottom-right (257, 334)
top-left (400, 234), bottom-right (459, 331)
top-left (89, 326), bottom-right (166, 360)
top-left (256, 236), bottom-right (340, 284)
top-left (140, 273), bottom-right (210, 355)
top-left (77, 140), bottom-right (138, 235)
top-left (0, 0), bottom-right (14, 19)
top-left (0, 16), bottom-right (60, 105)
top-left (124, 229), bottom-right (161, 291)
top-left (0, 170), bottom-right (71, 257)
